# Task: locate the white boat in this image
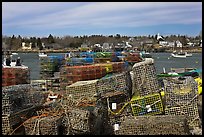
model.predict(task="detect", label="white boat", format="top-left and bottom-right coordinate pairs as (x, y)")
top-left (140, 51), bottom-right (152, 58)
top-left (171, 50), bottom-right (192, 58)
top-left (39, 52), bottom-right (47, 57)
top-left (12, 52), bottom-right (18, 55)
top-left (2, 57), bottom-right (28, 69)
top-left (171, 51), bottom-right (186, 58)
top-left (185, 52), bottom-right (192, 57)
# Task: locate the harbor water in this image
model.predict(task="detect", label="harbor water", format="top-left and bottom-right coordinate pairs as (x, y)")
top-left (3, 52), bottom-right (202, 80)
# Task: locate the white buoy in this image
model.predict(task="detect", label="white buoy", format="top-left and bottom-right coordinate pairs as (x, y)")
top-left (163, 67), bottom-right (166, 73)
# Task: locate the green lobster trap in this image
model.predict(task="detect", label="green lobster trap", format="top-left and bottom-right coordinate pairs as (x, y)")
top-left (130, 93), bottom-right (164, 116)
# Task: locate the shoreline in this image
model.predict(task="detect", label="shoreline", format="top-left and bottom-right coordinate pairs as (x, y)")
top-left (2, 49), bottom-right (202, 53)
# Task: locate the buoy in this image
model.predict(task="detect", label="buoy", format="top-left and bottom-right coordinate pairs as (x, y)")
top-left (160, 91), bottom-right (165, 97)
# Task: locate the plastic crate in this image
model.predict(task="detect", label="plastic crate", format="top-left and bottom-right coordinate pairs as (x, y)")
top-left (130, 93), bottom-right (164, 116)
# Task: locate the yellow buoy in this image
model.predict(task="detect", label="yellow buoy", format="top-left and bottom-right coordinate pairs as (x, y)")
top-left (195, 77), bottom-right (202, 95)
top-left (160, 91), bottom-right (165, 97)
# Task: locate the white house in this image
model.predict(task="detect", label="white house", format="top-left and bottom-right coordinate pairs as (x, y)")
top-left (187, 42), bottom-right (194, 47)
top-left (175, 40), bottom-right (182, 47)
top-left (159, 41), bottom-right (168, 46)
top-left (156, 33), bottom-right (164, 41)
top-left (22, 42), bottom-right (32, 50)
top-left (168, 42), bottom-right (175, 47)
top-left (125, 42), bottom-right (132, 48)
top-left (200, 40), bottom-right (202, 47)
top-left (81, 43), bottom-right (88, 48)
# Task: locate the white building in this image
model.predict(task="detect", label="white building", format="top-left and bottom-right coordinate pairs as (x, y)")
top-left (102, 43), bottom-right (110, 51)
top-left (168, 42), bottom-right (175, 47)
top-left (200, 40), bottom-right (202, 47)
top-left (22, 42), bottom-right (32, 50)
top-left (81, 43), bottom-right (88, 48)
top-left (175, 40), bottom-right (182, 47)
top-left (159, 41), bottom-right (168, 46)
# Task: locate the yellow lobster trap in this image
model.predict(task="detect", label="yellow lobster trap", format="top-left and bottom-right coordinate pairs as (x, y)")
top-left (130, 93), bottom-right (164, 116)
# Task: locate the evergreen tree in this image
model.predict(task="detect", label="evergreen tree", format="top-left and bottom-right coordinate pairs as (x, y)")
top-left (48, 34), bottom-right (55, 44)
top-left (37, 38), bottom-right (43, 50)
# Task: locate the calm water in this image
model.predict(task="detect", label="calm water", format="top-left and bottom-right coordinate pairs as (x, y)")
top-left (3, 52), bottom-right (202, 80)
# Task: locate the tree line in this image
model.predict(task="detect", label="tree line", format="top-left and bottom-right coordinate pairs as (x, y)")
top-left (2, 33), bottom-right (202, 51)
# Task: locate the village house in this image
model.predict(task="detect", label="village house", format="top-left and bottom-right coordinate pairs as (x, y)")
top-left (159, 41), bottom-right (175, 47)
top-left (22, 42), bottom-right (32, 50)
top-left (175, 40), bottom-right (182, 47)
top-left (81, 43), bottom-right (88, 48)
top-left (199, 40), bottom-right (202, 47)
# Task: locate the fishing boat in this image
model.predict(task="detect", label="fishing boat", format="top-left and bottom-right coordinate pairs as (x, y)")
top-left (140, 51), bottom-right (152, 58)
top-left (185, 52), bottom-right (192, 57)
top-left (171, 51), bottom-right (186, 58)
top-left (39, 52), bottom-right (47, 57)
top-left (2, 56), bottom-right (28, 68)
top-left (11, 52), bottom-right (18, 55)
top-left (157, 67), bottom-right (202, 77)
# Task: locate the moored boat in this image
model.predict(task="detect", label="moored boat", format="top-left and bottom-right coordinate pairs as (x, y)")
top-left (39, 52), bottom-right (47, 57)
top-left (171, 51), bottom-right (186, 58)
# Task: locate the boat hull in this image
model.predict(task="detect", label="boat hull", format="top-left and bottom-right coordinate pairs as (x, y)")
top-left (171, 53), bottom-right (186, 58)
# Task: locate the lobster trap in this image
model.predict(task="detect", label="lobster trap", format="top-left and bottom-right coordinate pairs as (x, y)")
top-left (2, 84), bottom-right (46, 115)
top-left (163, 76), bottom-right (199, 108)
top-left (2, 67), bottom-right (30, 87)
top-left (65, 79), bottom-right (98, 106)
top-left (62, 108), bottom-right (95, 135)
top-left (2, 105), bottom-right (43, 135)
top-left (23, 114), bottom-right (63, 135)
top-left (60, 65), bottom-right (106, 91)
top-left (96, 71), bottom-right (132, 98)
top-left (113, 115), bottom-right (190, 135)
top-left (98, 91), bottom-right (133, 135)
top-left (165, 103), bottom-right (201, 129)
top-left (130, 93), bottom-right (164, 116)
top-left (132, 58), bottom-right (160, 96)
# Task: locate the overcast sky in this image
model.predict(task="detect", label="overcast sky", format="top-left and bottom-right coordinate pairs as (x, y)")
top-left (2, 2), bottom-right (202, 37)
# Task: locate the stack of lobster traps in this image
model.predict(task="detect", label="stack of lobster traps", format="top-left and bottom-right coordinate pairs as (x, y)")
top-left (2, 84), bottom-right (46, 135)
top-left (40, 55), bottom-right (64, 79)
top-left (162, 76), bottom-right (202, 130)
top-left (60, 65), bottom-right (106, 92)
top-left (2, 67), bottom-right (30, 87)
top-left (95, 71), bottom-right (133, 135)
